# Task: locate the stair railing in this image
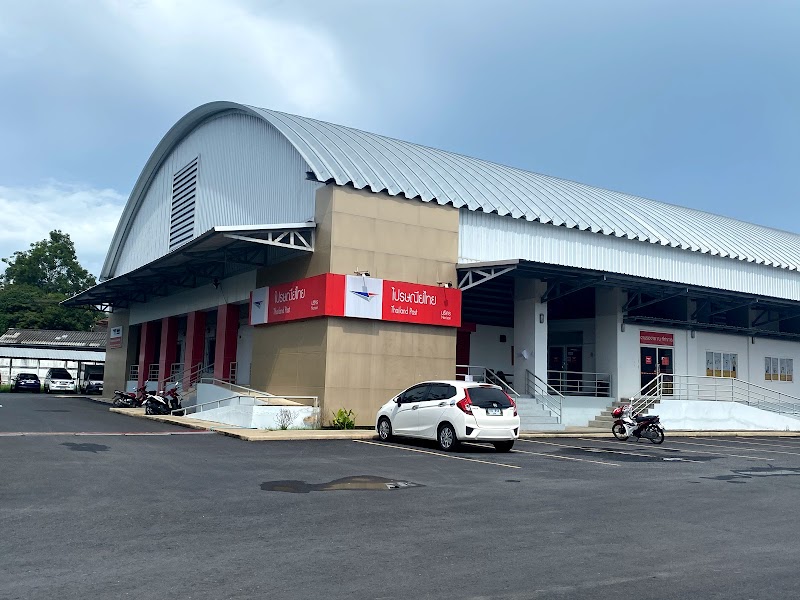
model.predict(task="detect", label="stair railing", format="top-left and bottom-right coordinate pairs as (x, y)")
top-left (455, 364), bottom-right (519, 396)
top-left (525, 369), bottom-right (563, 422)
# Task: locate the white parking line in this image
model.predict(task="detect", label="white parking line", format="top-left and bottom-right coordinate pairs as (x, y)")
top-left (694, 437), bottom-right (800, 451)
top-left (520, 439), bottom-right (665, 461)
top-left (511, 447), bottom-right (620, 467)
top-left (627, 439), bottom-right (772, 461)
top-left (574, 438), bottom-right (703, 463)
top-left (678, 438), bottom-right (800, 457)
top-left (353, 440), bottom-right (521, 469)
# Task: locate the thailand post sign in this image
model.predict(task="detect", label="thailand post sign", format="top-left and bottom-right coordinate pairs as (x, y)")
top-left (640, 331), bottom-right (674, 346)
top-left (249, 273), bottom-right (342, 325)
top-left (108, 326), bottom-right (123, 349)
top-left (250, 274), bottom-right (460, 328)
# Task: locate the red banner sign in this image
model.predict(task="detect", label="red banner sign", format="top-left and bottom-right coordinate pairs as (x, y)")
top-left (250, 274), bottom-right (461, 327)
top-left (640, 331), bottom-right (674, 346)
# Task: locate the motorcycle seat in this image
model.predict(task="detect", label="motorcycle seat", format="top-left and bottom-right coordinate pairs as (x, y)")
top-left (635, 415), bottom-right (658, 422)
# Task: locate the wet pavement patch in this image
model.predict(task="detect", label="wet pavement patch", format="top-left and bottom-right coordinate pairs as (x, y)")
top-left (702, 465), bottom-right (800, 484)
top-left (36, 409), bottom-right (70, 413)
top-left (260, 475), bottom-right (423, 493)
top-left (61, 442), bottom-right (110, 453)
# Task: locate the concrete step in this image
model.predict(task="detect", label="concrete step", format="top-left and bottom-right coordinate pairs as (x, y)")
top-left (520, 415), bottom-right (560, 426)
top-left (520, 422), bottom-right (567, 432)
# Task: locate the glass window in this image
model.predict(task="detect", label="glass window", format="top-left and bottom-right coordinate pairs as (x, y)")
top-left (467, 386), bottom-right (513, 408)
top-left (400, 384), bottom-right (430, 404)
top-left (427, 384), bottom-right (457, 401)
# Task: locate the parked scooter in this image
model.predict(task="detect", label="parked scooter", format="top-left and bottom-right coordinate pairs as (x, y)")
top-left (111, 385), bottom-right (147, 408)
top-left (611, 404), bottom-right (665, 444)
top-left (143, 387), bottom-right (184, 416)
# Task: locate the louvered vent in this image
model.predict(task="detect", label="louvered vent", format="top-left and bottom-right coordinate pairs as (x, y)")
top-left (169, 157), bottom-right (198, 250)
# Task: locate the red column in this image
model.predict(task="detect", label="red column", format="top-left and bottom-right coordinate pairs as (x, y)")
top-left (137, 321), bottom-right (158, 389)
top-left (214, 304), bottom-right (239, 382)
top-left (183, 310), bottom-right (206, 391)
top-left (158, 316), bottom-right (178, 389)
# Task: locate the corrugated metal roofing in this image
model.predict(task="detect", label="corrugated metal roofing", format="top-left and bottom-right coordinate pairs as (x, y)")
top-left (0, 347), bottom-right (106, 361)
top-left (246, 104), bottom-right (800, 271)
top-left (0, 329), bottom-right (106, 348)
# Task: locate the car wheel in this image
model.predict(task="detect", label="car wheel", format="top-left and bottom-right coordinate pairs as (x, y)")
top-left (437, 423), bottom-right (458, 452)
top-left (493, 441), bottom-right (514, 452)
top-left (377, 417), bottom-right (393, 441)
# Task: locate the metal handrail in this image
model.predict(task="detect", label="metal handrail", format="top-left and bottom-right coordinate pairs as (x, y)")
top-left (197, 377), bottom-right (276, 399)
top-left (630, 374), bottom-right (800, 418)
top-left (455, 364), bottom-right (519, 396)
top-left (175, 390), bottom-right (320, 416)
top-left (546, 369), bottom-right (611, 397)
top-left (175, 393), bottom-right (271, 416)
top-left (525, 369), bottom-right (563, 421)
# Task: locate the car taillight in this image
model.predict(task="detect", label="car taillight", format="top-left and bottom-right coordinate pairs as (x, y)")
top-left (457, 392), bottom-right (473, 415)
top-left (506, 393), bottom-right (518, 417)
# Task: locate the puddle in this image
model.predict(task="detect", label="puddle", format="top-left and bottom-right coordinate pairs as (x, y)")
top-left (260, 475), bottom-right (423, 494)
top-left (702, 465), bottom-right (800, 483)
top-left (61, 442), bottom-right (110, 453)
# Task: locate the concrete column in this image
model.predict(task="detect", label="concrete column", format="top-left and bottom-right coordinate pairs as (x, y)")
top-left (105, 308), bottom-right (137, 394)
top-left (158, 316), bottom-right (178, 388)
top-left (595, 288), bottom-right (624, 399)
top-left (137, 320), bottom-right (159, 389)
top-left (183, 310), bottom-right (206, 390)
top-left (213, 304), bottom-right (239, 382)
top-left (513, 279), bottom-right (548, 394)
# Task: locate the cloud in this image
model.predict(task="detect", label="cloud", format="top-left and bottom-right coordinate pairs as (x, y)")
top-left (0, 183), bottom-right (125, 278)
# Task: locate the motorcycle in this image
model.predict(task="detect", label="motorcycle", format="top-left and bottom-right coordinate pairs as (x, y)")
top-left (112, 385), bottom-right (147, 408)
top-left (143, 387), bottom-right (183, 416)
top-left (611, 404), bottom-right (665, 444)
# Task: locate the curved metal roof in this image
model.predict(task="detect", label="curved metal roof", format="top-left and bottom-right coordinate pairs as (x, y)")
top-left (103, 101), bottom-right (800, 278)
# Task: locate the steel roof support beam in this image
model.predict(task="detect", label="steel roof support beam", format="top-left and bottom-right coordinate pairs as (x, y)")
top-left (623, 290), bottom-right (688, 313)
top-left (458, 266), bottom-right (516, 292)
top-left (222, 229), bottom-right (314, 252)
top-left (541, 276), bottom-right (606, 303)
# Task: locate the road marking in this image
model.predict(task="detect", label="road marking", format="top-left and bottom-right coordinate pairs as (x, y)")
top-left (600, 439), bottom-right (771, 461)
top-left (674, 438), bottom-right (800, 457)
top-left (690, 437), bottom-right (800, 451)
top-left (353, 439), bottom-right (521, 469)
top-left (0, 431), bottom-right (212, 437)
top-left (574, 438), bottom-right (703, 463)
top-left (520, 439), bottom-right (665, 460)
top-left (510, 447), bottom-right (620, 467)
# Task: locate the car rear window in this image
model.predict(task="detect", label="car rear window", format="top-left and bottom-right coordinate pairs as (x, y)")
top-left (50, 369), bottom-right (72, 379)
top-left (467, 386), bottom-right (513, 408)
top-left (20, 373), bottom-right (39, 380)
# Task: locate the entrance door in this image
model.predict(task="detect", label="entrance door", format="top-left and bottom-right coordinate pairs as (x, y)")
top-left (658, 348), bottom-right (674, 396)
top-left (548, 347), bottom-right (565, 391)
top-left (565, 346), bottom-right (583, 394)
top-left (640, 347), bottom-right (658, 393)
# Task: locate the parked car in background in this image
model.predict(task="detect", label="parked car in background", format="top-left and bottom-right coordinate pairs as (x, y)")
top-left (44, 368), bottom-right (76, 394)
top-left (375, 380), bottom-right (520, 452)
top-left (10, 373), bottom-right (42, 393)
top-left (79, 372), bottom-right (104, 395)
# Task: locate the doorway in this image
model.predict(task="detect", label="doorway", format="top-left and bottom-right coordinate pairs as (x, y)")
top-left (640, 346), bottom-right (673, 395)
top-left (548, 345), bottom-right (583, 393)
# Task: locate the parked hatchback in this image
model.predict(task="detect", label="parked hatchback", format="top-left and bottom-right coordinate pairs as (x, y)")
top-left (10, 372), bottom-right (41, 393)
top-left (375, 380), bottom-right (520, 452)
top-left (44, 368), bottom-right (76, 394)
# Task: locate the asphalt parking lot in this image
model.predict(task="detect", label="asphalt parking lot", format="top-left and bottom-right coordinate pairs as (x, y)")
top-left (3, 393), bottom-right (800, 599)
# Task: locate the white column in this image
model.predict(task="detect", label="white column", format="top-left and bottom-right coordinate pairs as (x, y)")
top-left (595, 288), bottom-right (624, 399)
top-left (513, 279), bottom-right (548, 393)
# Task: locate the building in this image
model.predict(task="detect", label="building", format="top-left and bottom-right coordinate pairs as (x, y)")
top-left (0, 329), bottom-right (105, 383)
top-left (66, 101), bottom-right (800, 427)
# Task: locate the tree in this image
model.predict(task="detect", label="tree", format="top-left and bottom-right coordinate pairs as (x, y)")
top-left (2, 230), bottom-right (96, 294)
top-left (0, 231), bottom-right (101, 332)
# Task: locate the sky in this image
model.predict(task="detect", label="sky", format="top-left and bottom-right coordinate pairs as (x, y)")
top-left (0, 0), bottom-right (798, 277)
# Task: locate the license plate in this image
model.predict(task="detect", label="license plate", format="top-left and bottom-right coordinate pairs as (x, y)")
top-left (487, 407), bottom-right (502, 416)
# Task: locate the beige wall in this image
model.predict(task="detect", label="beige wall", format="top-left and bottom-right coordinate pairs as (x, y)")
top-left (104, 309), bottom-right (137, 394)
top-left (251, 185), bottom-right (460, 425)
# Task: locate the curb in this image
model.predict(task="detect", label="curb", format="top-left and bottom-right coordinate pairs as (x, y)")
top-left (106, 406), bottom-right (800, 441)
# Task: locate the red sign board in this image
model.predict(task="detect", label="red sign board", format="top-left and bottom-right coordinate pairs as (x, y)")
top-left (381, 279), bottom-right (461, 327)
top-left (645, 356), bottom-right (653, 365)
top-left (640, 331), bottom-right (674, 346)
top-left (661, 356), bottom-right (670, 366)
top-left (250, 274), bottom-right (461, 328)
top-left (108, 326), bottom-right (123, 349)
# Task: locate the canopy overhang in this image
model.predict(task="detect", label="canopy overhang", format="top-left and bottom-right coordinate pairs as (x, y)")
top-left (65, 223), bottom-right (315, 310)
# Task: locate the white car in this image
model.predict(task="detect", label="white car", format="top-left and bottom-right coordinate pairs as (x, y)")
top-left (44, 368), bottom-right (76, 394)
top-left (375, 380), bottom-right (520, 452)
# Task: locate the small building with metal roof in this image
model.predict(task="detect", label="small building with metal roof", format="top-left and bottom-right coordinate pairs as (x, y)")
top-left (66, 102), bottom-right (800, 429)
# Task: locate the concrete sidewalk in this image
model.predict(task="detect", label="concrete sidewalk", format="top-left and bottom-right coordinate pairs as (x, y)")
top-left (107, 406), bottom-right (800, 441)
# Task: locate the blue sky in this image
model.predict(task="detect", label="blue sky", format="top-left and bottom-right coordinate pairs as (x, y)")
top-left (1, 0), bottom-right (798, 276)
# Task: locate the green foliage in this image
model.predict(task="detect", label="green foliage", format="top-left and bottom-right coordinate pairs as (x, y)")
top-left (0, 231), bottom-right (101, 332)
top-left (331, 408), bottom-right (356, 430)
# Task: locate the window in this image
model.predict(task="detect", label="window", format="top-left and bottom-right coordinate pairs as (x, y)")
top-left (169, 157), bottom-right (198, 250)
top-left (467, 386), bottom-right (514, 408)
top-left (427, 384), bottom-right (456, 401)
top-left (765, 356), bottom-right (793, 382)
top-left (705, 352), bottom-right (738, 378)
top-left (400, 384), bottom-right (430, 404)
